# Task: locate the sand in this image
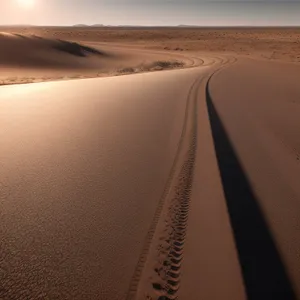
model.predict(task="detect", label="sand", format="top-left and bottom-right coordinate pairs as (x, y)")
top-left (1, 26), bottom-right (300, 300)
top-left (208, 59), bottom-right (300, 299)
top-left (0, 29), bottom-right (196, 85)
top-left (1, 27), bottom-right (300, 85)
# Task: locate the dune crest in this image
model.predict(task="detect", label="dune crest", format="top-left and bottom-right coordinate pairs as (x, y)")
top-left (0, 33), bottom-right (104, 69)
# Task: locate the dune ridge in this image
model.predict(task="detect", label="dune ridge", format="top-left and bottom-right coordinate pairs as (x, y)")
top-left (0, 31), bottom-right (187, 85)
top-left (0, 32), bottom-right (105, 69)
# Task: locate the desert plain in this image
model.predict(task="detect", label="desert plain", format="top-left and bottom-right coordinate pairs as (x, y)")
top-left (1, 26), bottom-right (300, 85)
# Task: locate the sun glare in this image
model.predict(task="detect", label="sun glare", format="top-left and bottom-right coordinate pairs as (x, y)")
top-left (17, 0), bottom-right (35, 8)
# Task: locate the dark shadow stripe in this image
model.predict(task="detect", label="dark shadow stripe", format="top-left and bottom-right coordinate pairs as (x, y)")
top-left (206, 79), bottom-right (296, 300)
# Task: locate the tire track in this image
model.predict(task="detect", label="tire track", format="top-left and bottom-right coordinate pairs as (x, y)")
top-left (145, 57), bottom-right (240, 300)
top-left (148, 111), bottom-right (197, 300)
top-left (126, 55), bottom-right (237, 300)
top-left (126, 71), bottom-right (204, 300)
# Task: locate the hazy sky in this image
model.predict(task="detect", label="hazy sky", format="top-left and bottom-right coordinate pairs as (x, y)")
top-left (1, 0), bottom-right (300, 26)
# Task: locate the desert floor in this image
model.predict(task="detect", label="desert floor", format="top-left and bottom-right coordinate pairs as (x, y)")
top-left (1, 26), bottom-right (300, 85)
top-left (1, 27), bottom-right (300, 300)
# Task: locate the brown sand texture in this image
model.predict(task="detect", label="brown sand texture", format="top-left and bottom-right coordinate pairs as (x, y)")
top-left (1, 27), bottom-right (300, 85)
top-left (0, 30), bottom-right (193, 85)
top-left (1, 26), bottom-right (300, 300)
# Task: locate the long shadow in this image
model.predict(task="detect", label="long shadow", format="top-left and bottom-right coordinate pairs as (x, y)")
top-left (206, 80), bottom-right (296, 300)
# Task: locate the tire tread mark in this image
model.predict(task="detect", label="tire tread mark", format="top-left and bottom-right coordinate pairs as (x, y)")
top-left (125, 74), bottom-right (204, 300)
top-left (126, 55), bottom-right (237, 300)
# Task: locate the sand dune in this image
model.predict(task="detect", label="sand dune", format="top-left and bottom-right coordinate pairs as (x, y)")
top-left (2, 26), bottom-right (300, 63)
top-left (0, 32), bottom-right (107, 69)
top-left (1, 27), bottom-right (300, 300)
top-left (2, 26), bottom-right (300, 86)
top-left (0, 32), bottom-right (188, 85)
top-left (2, 57), bottom-right (300, 300)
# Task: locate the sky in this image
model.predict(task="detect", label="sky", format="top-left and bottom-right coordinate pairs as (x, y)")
top-left (1, 0), bottom-right (300, 26)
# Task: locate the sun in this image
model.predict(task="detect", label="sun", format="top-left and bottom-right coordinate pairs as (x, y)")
top-left (17, 0), bottom-right (35, 8)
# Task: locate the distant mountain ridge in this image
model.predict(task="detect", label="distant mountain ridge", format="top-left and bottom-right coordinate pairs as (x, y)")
top-left (73, 24), bottom-right (89, 27)
top-left (73, 24), bottom-right (104, 27)
top-left (72, 24), bottom-right (201, 28)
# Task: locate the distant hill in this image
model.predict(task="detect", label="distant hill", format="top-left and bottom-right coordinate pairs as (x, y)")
top-left (177, 25), bottom-right (198, 28)
top-left (72, 24), bottom-right (105, 27)
top-left (73, 24), bottom-right (89, 27)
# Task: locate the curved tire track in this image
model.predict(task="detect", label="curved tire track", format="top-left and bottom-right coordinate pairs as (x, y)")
top-left (125, 70), bottom-right (205, 300)
top-left (126, 54), bottom-right (237, 300)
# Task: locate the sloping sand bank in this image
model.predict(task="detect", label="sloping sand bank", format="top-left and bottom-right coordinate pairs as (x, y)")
top-left (0, 32), bottom-right (105, 69)
top-left (0, 32), bottom-right (188, 85)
